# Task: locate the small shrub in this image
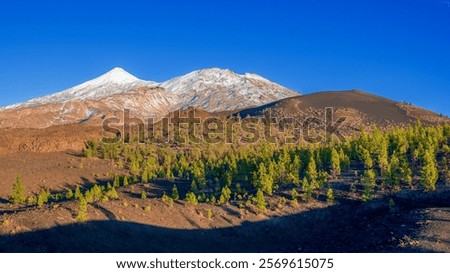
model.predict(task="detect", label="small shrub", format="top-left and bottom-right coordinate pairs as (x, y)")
top-left (291, 189), bottom-right (298, 200)
top-left (117, 158), bottom-right (124, 169)
top-left (161, 194), bottom-right (174, 208)
top-left (66, 189), bottom-right (74, 200)
top-left (106, 187), bottom-right (119, 200)
top-left (291, 198), bottom-right (299, 207)
top-left (277, 197), bottom-right (287, 209)
top-left (206, 209), bottom-right (213, 219)
top-left (2, 220), bottom-right (10, 227)
top-left (185, 192), bottom-right (198, 206)
top-left (82, 140), bottom-right (97, 158)
top-left (84, 190), bottom-right (94, 203)
top-left (27, 196), bottom-right (37, 206)
top-left (37, 189), bottom-right (50, 208)
top-left (388, 198), bottom-right (396, 208)
top-left (208, 195), bottom-right (216, 204)
top-left (326, 188), bottom-right (335, 203)
top-left (55, 193), bottom-right (63, 202)
top-left (141, 190), bottom-right (147, 200)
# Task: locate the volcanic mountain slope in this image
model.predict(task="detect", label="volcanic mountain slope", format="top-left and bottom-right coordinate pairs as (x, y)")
top-left (0, 87), bottom-right (177, 129)
top-left (159, 68), bottom-right (297, 111)
top-left (0, 67), bottom-right (298, 128)
top-left (4, 67), bottom-right (158, 109)
top-left (235, 90), bottom-right (449, 129)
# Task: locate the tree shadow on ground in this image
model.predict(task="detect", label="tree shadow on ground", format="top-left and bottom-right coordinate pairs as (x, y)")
top-left (2, 189), bottom-right (449, 253)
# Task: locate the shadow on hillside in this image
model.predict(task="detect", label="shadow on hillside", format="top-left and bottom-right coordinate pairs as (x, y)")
top-left (3, 190), bottom-right (449, 253)
top-left (66, 150), bottom-right (83, 157)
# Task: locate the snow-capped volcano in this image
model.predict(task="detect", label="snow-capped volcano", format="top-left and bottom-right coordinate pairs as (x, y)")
top-left (3, 67), bottom-right (158, 110)
top-left (160, 68), bottom-right (297, 111)
top-left (0, 67), bottom-right (299, 128)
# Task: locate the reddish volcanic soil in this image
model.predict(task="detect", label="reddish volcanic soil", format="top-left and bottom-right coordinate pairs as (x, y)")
top-left (0, 151), bottom-right (124, 200)
top-left (0, 124), bottom-right (103, 155)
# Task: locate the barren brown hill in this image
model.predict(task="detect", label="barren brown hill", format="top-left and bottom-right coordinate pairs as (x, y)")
top-left (0, 151), bottom-right (124, 201)
top-left (165, 107), bottom-right (223, 120)
top-left (0, 124), bottom-right (121, 199)
top-left (0, 124), bottom-right (104, 155)
top-left (235, 90), bottom-right (449, 127)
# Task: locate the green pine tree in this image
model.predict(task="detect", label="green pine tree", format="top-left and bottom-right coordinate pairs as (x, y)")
top-left (190, 180), bottom-right (198, 194)
top-left (377, 138), bottom-right (389, 176)
top-left (302, 177), bottom-right (312, 201)
top-left (326, 188), bottom-right (335, 203)
top-left (123, 176), bottom-right (129, 187)
top-left (141, 169), bottom-right (149, 183)
top-left (361, 148), bottom-right (373, 169)
top-left (76, 197), bottom-right (88, 222)
top-left (10, 175), bottom-right (26, 205)
top-left (420, 149), bottom-right (438, 191)
top-left (306, 155), bottom-right (318, 189)
top-left (253, 163), bottom-right (274, 195)
top-left (290, 188), bottom-right (299, 201)
top-left (254, 189), bottom-right (266, 213)
top-left (361, 169), bottom-right (377, 201)
top-left (185, 192), bottom-right (198, 205)
top-left (106, 187), bottom-right (119, 199)
top-left (218, 186), bottom-right (232, 204)
top-left (171, 185), bottom-right (180, 200)
top-left (330, 148), bottom-right (341, 178)
top-left (37, 188), bottom-right (50, 208)
top-left (113, 175), bottom-right (120, 188)
top-left (74, 186), bottom-right (82, 200)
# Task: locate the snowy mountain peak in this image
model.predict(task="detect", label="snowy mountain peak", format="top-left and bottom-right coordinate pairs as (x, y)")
top-left (2, 67), bottom-right (157, 110)
top-left (159, 68), bottom-right (298, 112)
top-left (180, 68), bottom-right (240, 80)
top-left (192, 67), bottom-right (235, 76)
top-left (243, 73), bottom-right (271, 82)
top-left (93, 67), bottom-right (139, 84)
top-left (161, 68), bottom-right (280, 89)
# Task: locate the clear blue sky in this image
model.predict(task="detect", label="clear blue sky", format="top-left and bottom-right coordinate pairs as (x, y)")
top-left (0, 0), bottom-right (449, 115)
